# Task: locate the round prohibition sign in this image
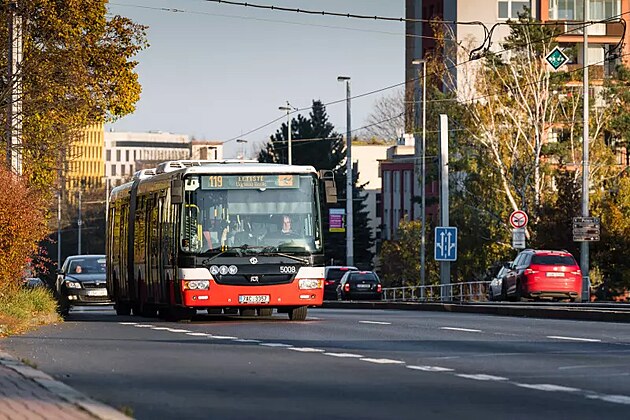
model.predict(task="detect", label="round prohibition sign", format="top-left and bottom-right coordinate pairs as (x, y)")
top-left (509, 210), bottom-right (528, 229)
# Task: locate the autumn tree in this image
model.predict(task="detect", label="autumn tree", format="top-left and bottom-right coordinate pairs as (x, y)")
top-left (0, 0), bottom-right (148, 191)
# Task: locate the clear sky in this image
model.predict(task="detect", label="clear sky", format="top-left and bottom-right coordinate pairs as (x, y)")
top-left (106, 0), bottom-right (405, 158)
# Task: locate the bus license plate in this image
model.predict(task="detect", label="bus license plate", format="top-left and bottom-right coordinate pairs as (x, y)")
top-left (86, 289), bottom-right (108, 296)
top-left (239, 295), bottom-right (270, 304)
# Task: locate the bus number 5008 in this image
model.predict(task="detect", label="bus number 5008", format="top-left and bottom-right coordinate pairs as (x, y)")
top-left (280, 266), bottom-right (296, 274)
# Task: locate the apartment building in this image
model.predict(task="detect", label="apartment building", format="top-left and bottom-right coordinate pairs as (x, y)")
top-left (65, 123), bottom-right (105, 190)
top-left (104, 131), bottom-right (225, 186)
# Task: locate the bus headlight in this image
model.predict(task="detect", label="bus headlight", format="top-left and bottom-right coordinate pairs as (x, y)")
top-left (298, 279), bottom-right (323, 290)
top-left (183, 280), bottom-right (210, 290)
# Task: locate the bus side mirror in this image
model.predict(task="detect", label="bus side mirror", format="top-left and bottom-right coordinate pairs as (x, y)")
top-left (319, 170), bottom-right (337, 204)
top-left (171, 179), bottom-right (183, 204)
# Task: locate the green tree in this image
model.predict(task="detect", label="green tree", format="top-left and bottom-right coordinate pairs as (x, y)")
top-left (258, 100), bottom-right (375, 268)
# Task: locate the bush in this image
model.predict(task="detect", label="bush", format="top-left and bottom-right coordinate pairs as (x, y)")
top-left (0, 165), bottom-right (47, 293)
top-left (0, 287), bottom-right (60, 336)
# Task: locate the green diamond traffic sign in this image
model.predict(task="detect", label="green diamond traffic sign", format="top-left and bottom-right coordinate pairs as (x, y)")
top-left (546, 46), bottom-right (569, 70)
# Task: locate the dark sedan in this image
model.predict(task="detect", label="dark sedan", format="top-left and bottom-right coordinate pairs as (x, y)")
top-left (336, 271), bottom-right (382, 301)
top-left (56, 255), bottom-right (110, 315)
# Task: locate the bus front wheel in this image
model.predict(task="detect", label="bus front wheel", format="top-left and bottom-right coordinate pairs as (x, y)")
top-left (288, 306), bottom-right (308, 321)
top-left (115, 303), bottom-right (131, 316)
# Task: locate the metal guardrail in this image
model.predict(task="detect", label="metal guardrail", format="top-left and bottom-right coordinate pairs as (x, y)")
top-left (382, 281), bottom-right (491, 303)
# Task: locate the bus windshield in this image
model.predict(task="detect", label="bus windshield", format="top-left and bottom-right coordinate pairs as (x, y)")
top-left (180, 174), bottom-right (322, 255)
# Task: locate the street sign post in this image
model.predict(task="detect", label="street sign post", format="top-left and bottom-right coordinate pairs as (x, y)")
top-left (573, 216), bottom-right (600, 242)
top-left (546, 46), bottom-right (569, 70)
top-left (434, 227), bottom-right (458, 262)
top-left (512, 228), bottom-right (526, 249)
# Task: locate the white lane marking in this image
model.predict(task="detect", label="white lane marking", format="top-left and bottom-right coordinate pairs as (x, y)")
top-left (212, 335), bottom-right (238, 340)
top-left (259, 343), bottom-right (293, 348)
top-left (166, 328), bottom-right (192, 333)
top-left (360, 358), bottom-right (405, 365)
top-left (133, 324), bottom-right (154, 328)
top-left (307, 317), bottom-right (320, 320)
top-left (186, 332), bottom-right (210, 337)
top-left (514, 383), bottom-right (582, 393)
top-left (558, 364), bottom-right (612, 370)
top-left (406, 365), bottom-right (454, 372)
top-left (359, 321), bottom-right (392, 325)
top-left (440, 327), bottom-right (482, 333)
top-left (547, 336), bottom-right (602, 343)
top-left (456, 374), bottom-right (508, 381)
top-left (150, 327), bottom-right (170, 331)
top-left (233, 339), bottom-right (261, 343)
top-left (118, 322), bottom-right (137, 325)
top-left (586, 394), bottom-right (630, 405)
top-left (289, 347), bottom-right (326, 353)
top-left (323, 353), bottom-right (364, 358)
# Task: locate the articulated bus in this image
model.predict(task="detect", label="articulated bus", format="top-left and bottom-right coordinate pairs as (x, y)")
top-left (106, 160), bottom-right (328, 321)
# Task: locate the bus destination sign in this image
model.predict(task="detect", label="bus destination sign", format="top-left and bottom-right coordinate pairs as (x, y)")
top-left (202, 174), bottom-right (299, 190)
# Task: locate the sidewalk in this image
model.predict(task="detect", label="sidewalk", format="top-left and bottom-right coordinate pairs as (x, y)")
top-left (0, 350), bottom-right (130, 420)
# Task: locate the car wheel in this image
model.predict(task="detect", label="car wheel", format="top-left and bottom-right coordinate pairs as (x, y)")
top-left (515, 280), bottom-right (523, 301)
top-left (288, 306), bottom-right (308, 321)
top-left (58, 304), bottom-right (70, 317)
top-left (115, 303), bottom-right (132, 316)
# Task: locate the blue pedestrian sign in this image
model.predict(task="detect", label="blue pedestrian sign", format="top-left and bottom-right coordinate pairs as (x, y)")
top-left (434, 227), bottom-right (458, 261)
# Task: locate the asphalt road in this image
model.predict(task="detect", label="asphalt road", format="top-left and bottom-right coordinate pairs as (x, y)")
top-left (3, 306), bottom-right (630, 419)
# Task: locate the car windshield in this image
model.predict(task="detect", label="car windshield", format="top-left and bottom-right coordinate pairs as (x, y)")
top-left (67, 257), bottom-right (106, 274)
top-left (326, 269), bottom-right (355, 281)
top-left (349, 273), bottom-right (378, 282)
top-left (531, 255), bottom-right (576, 266)
top-left (180, 174), bottom-right (322, 255)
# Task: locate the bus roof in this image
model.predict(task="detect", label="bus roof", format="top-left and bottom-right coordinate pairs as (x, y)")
top-left (109, 160), bottom-right (319, 201)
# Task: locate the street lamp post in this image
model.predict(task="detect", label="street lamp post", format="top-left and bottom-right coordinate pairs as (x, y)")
top-left (412, 59), bottom-right (427, 297)
top-left (77, 188), bottom-right (82, 255)
top-left (278, 102), bottom-right (293, 164)
top-left (236, 139), bottom-right (248, 160)
top-left (338, 76), bottom-right (353, 267)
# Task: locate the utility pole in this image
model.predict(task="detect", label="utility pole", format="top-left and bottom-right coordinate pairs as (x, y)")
top-left (412, 59), bottom-right (427, 299)
top-left (77, 189), bottom-right (82, 255)
top-left (439, 115), bottom-right (450, 300)
top-left (6, 0), bottom-right (23, 175)
top-left (278, 102), bottom-right (293, 165)
top-left (338, 76), bottom-right (353, 267)
top-left (581, 0), bottom-right (591, 302)
top-left (57, 192), bottom-right (62, 270)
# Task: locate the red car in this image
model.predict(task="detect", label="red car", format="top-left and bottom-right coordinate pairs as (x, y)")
top-left (502, 249), bottom-right (582, 302)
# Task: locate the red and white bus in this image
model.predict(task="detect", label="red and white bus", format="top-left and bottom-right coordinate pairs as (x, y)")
top-left (106, 160), bottom-right (327, 321)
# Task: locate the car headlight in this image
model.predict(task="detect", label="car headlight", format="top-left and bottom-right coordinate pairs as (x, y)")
top-left (183, 280), bottom-right (210, 290)
top-left (65, 280), bottom-right (82, 289)
top-left (299, 279), bottom-right (323, 290)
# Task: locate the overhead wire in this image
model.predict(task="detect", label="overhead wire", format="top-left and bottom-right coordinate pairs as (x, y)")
top-left (109, 1), bottom-right (630, 143)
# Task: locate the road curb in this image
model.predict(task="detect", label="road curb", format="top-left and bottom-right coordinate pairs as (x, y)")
top-left (0, 350), bottom-right (131, 420)
top-left (322, 301), bottom-right (630, 322)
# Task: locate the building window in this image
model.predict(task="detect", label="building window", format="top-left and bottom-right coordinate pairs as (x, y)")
top-left (126, 150), bottom-right (130, 162)
top-left (116, 150), bottom-right (121, 162)
top-left (498, 0), bottom-right (530, 19)
top-left (111, 164), bottom-right (116, 176)
top-left (376, 193), bottom-right (382, 218)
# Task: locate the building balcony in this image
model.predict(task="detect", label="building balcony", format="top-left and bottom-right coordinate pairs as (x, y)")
top-left (546, 20), bottom-right (624, 43)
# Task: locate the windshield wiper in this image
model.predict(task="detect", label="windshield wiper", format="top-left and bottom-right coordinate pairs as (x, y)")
top-left (203, 245), bottom-right (263, 263)
top-left (259, 246), bottom-right (310, 265)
